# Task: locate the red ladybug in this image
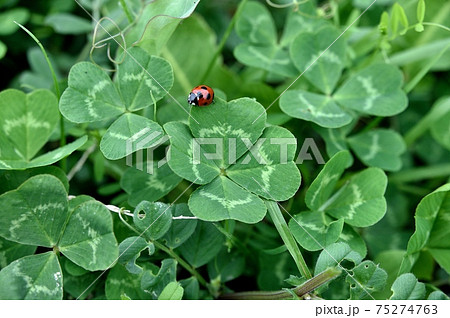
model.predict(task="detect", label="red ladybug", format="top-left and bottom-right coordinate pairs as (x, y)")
top-left (187, 85), bottom-right (214, 106)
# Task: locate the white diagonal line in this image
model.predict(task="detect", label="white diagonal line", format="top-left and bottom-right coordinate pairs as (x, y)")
top-left (251, 177), bottom-right (376, 300)
top-left (76, 178), bottom-right (198, 300)
top-left (252, 0), bottom-right (378, 124)
top-left (73, 0), bottom-right (199, 125)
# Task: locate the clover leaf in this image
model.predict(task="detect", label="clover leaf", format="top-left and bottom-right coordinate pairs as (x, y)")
top-left (281, 63), bottom-right (408, 128)
top-left (164, 97), bottom-right (301, 223)
top-left (0, 89), bottom-right (87, 170)
top-left (398, 183), bottom-right (450, 275)
top-left (290, 26), bottom-right (346, 94)
top-left (0, 175), bottom-right (119, 299)
top-left (234, 1), bottom-right (325, 78)
top-left (126, 0), bottom-right (200, 55)
top-left (317, 125), bottom-right (407, 172)
top-left (289, 151), bottom-right (387, 251)
top-left (60, 46), bottom-right (173, 160)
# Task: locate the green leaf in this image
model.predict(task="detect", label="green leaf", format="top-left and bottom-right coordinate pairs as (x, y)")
top-left (141, 258), bottom-right (177, 297)
top-left (58, 200), bottom-right (119, 271)
top-left (235, 1), bottom-right (276, 45)
top-left (127, 0), bottom-right (200, 55)
top-left (338, 225), bottom-right (367, 258)
top-left (0, 166), bottom-right (69, 194)
top-left (189, 97), bottom-right (266, 168)
top-left (0, 89), bottom-right (59, 161)
top-left (417, 0), bottom-right (425, 24)
top-left (22, 136), bottom-right (87, 169)
top-left (45, 13), bottom-right (92, 34)
top-left (0, 237), bottom-right (36, 269)
top-left (227, 126), bottom-right (301, 201)
top-left (118, 236), bottom-right (154, 274)
top-left (334, 63), bottom-right (408, 116)
top-left (179, 277), bottom-right (199, 300)
top-left (161, 204), bottom-right (198, 249)
top-left (390, 273), bottom-right (426, 300)
top-left (0, 40), bottom-right (6, 60)
top-left (316, 123), bottom-right (355, 159)
top-left (116, 47), bottom-right (174, 111)
top-left (234, 44), bottom-right (298, 78)
top-left (106, 264), bottom-right (152, 300)
top-left (280, 6), bottom-right (327, 46)
top-left (188, 176), bottom-right (266, 223)
top-left (314, 242), bottom-right (362, 275)
top-left (289, 212), bottom-right (344, 251)
top-left (0, 252), bottom-right (62, 299)
top-left (158, 282), bottom-right (184, 300)
top-left (266, 200), bottom-right (310, 278)
top-left (177, 221), bottom-right (224, 267)
top-left (207, 249), bottom-right (245, 283)
top-left (428, 291), bottom-right (449, 300)
top-left (348, 129), bottom-right (406, 171)
top-left (325, 168), bottom-right (388, 227)
top-left (346, 260), bottom-right (387, 300)
top-left (0, 7), bottom-right (29, 35)
top-left (59, 62), bottom-right (124, 123)
top-left (430, 97), bottom-right (450, 151)
top-left (133, 201), bottom-right (172, 240)
top-left (305, 150), bottom-right (353, 211)
top-left (164, 121), bottom-right (220, 184)
top-left (290, 26), bottom-right (346, 94)
top-left (280, 90), bottom-right (353, 128)
top-left (0, 175), bottom-right (68, 247)
top-left (121, 164), bottom-right (182, 207)
top-left (399, 183), bottom-right (450, 275)
top-left (391, 3), bottom-right (408, 36)
top-left (100, 113), bottom-right (164, 160)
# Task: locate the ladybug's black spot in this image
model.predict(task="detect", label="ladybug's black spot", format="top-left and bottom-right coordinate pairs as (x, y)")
top-left (203, 102), bottom-right (208, 105)
top-left (206, 93), bottom-right (211, 100)
top-left (201, 86), bottom-right (207, 90)
top-left (197, 92), bottom-right (203, 99)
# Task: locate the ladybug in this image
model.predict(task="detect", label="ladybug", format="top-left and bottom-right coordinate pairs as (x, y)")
top-left (187, 85), bottom-right (214, 106)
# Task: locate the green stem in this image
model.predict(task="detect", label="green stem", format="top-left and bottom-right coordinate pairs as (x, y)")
top-left (119, 0), bottom-right (133, 23)
top-left (220, 267), bottom-right (341, 300)
top-left (403, 97), bottom-right (450, 146)
top-left (389, 164), bottom-right (450, 183)
top-left (265, 200), bottom-right (312, 279)
top-left (404, 42), bottom-right (450, 94)
top-left (153, 241), bottom-right (209, 289)
top-left (15, 22), bottom-right (66, 171)
top-left (360, 116), bottom-right (383, 133)
top-left (422, 22), bottom-right (450, 32)
top-left (198, 0), bottom-right (249, 83)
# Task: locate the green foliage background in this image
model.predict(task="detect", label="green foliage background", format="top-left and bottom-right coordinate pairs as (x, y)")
top-left (0, 0), bottom-right (449, 300)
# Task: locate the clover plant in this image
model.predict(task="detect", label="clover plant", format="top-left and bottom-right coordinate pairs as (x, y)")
top-left (0, 0), bottom-right (449, 301)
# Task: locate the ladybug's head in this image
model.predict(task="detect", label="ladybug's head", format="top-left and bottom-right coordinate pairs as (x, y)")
top-left (187, 92), bottom-right (199, 106)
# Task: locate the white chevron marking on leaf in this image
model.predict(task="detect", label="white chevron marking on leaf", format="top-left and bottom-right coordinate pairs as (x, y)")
top-left (362, 133), bottom-right (381, 161)
top-left (4, 112), bottom-right (51, 135)
top-left (356, 76), bottom-right (379, 111)
top-left (198, 124), bottom-right (251, 138)
top-left (199, 190), bottom-right (253, 209)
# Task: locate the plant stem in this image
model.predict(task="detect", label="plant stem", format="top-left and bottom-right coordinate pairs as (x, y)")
top-left (360, 116), bottom-right (382, 133)
top-left (198, 0), bottom-right (249, 83)
top-left (404, 42), bottom-right (450, 94)
top-left (265, 200), bottom-right (312, 279)
top-left (220, 267), bottom-right (341, 300)
top-left (389, 163), bottom-right (450, 183)
top-left (403, 97), bottom-right (450, 146)
top-left (15, 22), bottom-right (67, 171)
top-left (119, 0), bottom-right (133, 23)
top-left (153, 241), bottom-right (209, 289)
